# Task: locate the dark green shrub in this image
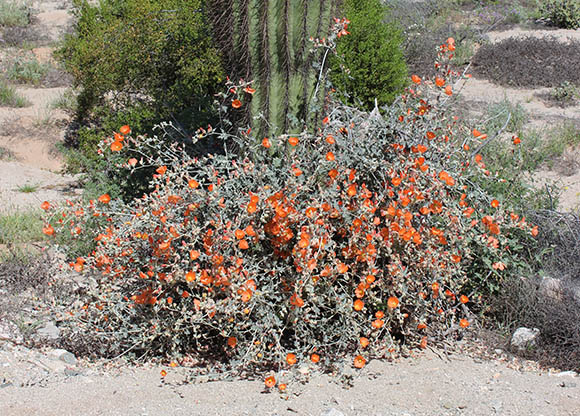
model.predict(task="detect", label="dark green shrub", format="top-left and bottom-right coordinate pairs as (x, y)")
top-left (329, 0), bottom-right (408, 110)
top-left (540, 0), bottom-right (580, 29)
top-left (57, 0), bottom-right (224, 134)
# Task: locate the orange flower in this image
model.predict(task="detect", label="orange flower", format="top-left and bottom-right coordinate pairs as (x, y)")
top-left (227, 336), bottom-right (237, 348)
top-left (120, 125), bottom-right (131, 135)
top-left (531, 226), bottom-right (539, 237)
top-left (459, 295), bottom-right (469, 304)
top-left (417, 323), bottom-right (427, 330)
top-left (241, 290), bottom-right (252, 302)
top-left (426, 131), bottom-right (436, 139)
top-left (353, 355), bottom-right (366, 368)
top-left (328, 168), bottom-right (339, 179)
top-left (372, 319), bottom-right (384, 329)
top-left (185, 271), bottom-right (196, 282)
top-left (278, 383), bottom-right (287, 391)
top-left (243, 86), bottom-right (256, 94)
top-left (435, 77), bottom-right (445, 87)
top-left (235, 229), bottom-right (246, 240)
top-left (128, 158), bottom-right (138, 167)
top-left (231, 99), bottom-right (242, 108)
top-left (387, 296), bottom-right (399, 309)
top-left (190, 249), bottom-right (200, 260)
top-left (156, 165), bottom-right (167, 175)
top-left (286, 353), bottom-right (297, 366)
top-left (459, 319), bottom-right (469, 328)
top-left (411, 74), bottom-right (421, 84)
top-left (472, 129), bottom-right (482, 138)
top-left (420, 336), bottom-right (428, 349)
top-left (444, 85), bottom-right (452, 96)
top-left (110, 141), bottom-right (123, 152)
top-left (169, 361), bottom-right (178, 368)
top-left (288, 136), bottom-right (299, 146)
top-left (262, 137), bottom-right (271, 148)
top-left (160, 370), bottom-right (167, 377)
top-left (188, 179), bottom-right (199, 189)
top-left (347, 184), bottom-right (357, 197)
top-left (492, 261), bottom-right (505, 270)
top-left (42, 225), bottom-right (55, 236)
top-left (353, 299), bottom-right (364, 311)
top-left (325, 135), bottom-right (335, 144)
top-left (310, 353), bottom-right (320, 363)
top-left (513, 136), bottom-right (521, 145)
top-left (325, 151), bottom-right (335, 161)
top-left (40, 201), bottom-right (51, 210)
top-left (97, 194), bottom-right (111, 204)
top-left (491, 199), bottom-right (500, 208)
top-left (359, 337), bottom-right (369, 348)
top-left (239, 239), bottom-right (249, 250)
top-left (264, 376), bottom-right (276, 388)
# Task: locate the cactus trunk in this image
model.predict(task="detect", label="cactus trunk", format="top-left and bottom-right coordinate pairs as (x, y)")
top-left (209, 0), bottom-right (340, 137)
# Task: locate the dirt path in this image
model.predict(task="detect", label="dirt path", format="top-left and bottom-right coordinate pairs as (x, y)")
top-left (0, 0), bottom-right (78, 214)
top-left (0, 347), bottom-right (578, 416)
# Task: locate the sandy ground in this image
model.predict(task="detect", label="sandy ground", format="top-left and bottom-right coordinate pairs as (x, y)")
top-left (0, 347), bottom-right (578, 416)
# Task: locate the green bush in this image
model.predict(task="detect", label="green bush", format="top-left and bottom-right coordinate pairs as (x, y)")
top-left (540, 0), bottom-right (580, 29)
top-left (0, 79), bottom-right (29, 107)
top-left (329, 0), bottom-right (408, 111)
top-left (43, 42), bottom-right (539, 388)
top-left (57, 0), bottom-right (224, 136)
top-left (6, 59), bottom-right (49, 85)
top-left (0, 0), bottom-right (30, 27)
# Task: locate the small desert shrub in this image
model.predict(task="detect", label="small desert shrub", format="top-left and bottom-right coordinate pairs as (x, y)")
top-left (42, 40), bottom-right (539, 387)
top-left (540, 81), bottom-right (580, 108)
top-left (0, 210), bottom-right (45, 244)
top-left (484, 99), bottom-right (528, 135)
top-left (57, 0), bottom-right (224, 135)
top-left (329, 0), bottom-right (408, 110)
top-left (51, 89), bottom-right (78, 114)
top-left (6, 59), bottom-right (49, 85)
top-left (540, 0), bottom-right (580, 29)
top-left (472, 37), bottom-right (580, 88)
top-left (0, 0), bottom-right (30, 27)
top-left (491, 272), bottom-right (580, 372)
top-left (0, 79), bottom-right (29, 107)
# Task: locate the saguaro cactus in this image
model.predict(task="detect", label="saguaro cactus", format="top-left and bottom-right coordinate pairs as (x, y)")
top-left (208, 0), bottom-right (341, 137)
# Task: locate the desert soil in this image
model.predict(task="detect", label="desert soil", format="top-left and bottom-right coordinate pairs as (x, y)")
top-left (0, 1), bottom-right (579, 415)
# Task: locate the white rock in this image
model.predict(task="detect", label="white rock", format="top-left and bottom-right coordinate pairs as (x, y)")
top-left (321, 408), bottom-right (346, 416)
top-left (35, 322), bottom-right (60, 341)
top-left (553, 371), bottom-right (578, 377)
top-left (539, 277), bottom-right (563, 300)
top-left (510, 327), bottom-right (540, 352)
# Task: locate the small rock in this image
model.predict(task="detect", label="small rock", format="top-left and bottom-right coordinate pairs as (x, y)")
top-left (553, 371), bottom-right (578, 377)
top-left (559, 382), bottom-right (577, 388)
top-left (47, 348), bottom-right (77, 366)
top-left (494, 349), bottom-right (503, 355)
top-left (510, 327), bottom-right (540, 352)
top-left (490, 399), bottom-right (503, 413)
top-left (64, 368), bottom-right (82, 377)
top-left (321, 408), bottom-right (346, 416)
top-left (36, 322), bottom-right (60, 341)
top-left (539, 276), bottom-right (563, 300)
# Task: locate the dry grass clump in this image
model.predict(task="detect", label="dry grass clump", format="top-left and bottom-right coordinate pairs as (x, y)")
top-left (529, 210), bottom-right (580, 281)
top-left (472, 36), bottom-right (580, 88)
top-left (492, 274), bottom-right (580, 372)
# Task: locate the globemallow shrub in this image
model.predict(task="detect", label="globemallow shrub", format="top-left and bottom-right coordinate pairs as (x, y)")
top-left (42, 38), bottom-right (538, 390)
